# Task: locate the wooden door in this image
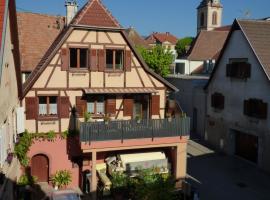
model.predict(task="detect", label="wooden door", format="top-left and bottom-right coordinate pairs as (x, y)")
top-left (235, 131), bottom-right (258, 163)
top-left (31, 154), bottom-right (49, 182)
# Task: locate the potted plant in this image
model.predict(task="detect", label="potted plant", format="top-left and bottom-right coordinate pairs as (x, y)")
top-left (51, 170), bottom-right (72, 190)
top-left (104, 114), bottom-right (111, 125)
top-left (135, 115), bottom-right (142, 123)
top-left (84, 112), bottom-right (92, 122)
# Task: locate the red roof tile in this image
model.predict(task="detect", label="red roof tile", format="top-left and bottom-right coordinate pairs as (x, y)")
top-left (146, 32), bottom-right (178, 45)
top-left (72, 0), bottom-right (121, 28)
top-left (17, 12), bottom-right (65, 72)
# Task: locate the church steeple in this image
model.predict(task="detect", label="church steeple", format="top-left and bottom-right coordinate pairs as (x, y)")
top-left (197, 0), bottom-right (223, 33)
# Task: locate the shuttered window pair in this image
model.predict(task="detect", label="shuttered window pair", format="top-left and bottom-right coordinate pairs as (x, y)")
top-left (61, 48), bottom-right (132, 72)
top-left (244, 99), bottom-right (268, 119)
top-left (25, 96), bottom-right (70, 120)
top-left (76, 96), bottom-right (116, 117)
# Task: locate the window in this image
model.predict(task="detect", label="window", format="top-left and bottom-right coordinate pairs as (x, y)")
top-left (226, 58), bottom-right (251, 79)
top-left (106, 49), bottom-right (124, 71)
top-left (69, 48), bottom-right (88, 69)
top-left (212, 12), bottom-right (217, 25)
top-left (211, 93), bottom-right (225, 110)
top-left (87, 96), bottom-right (105, 115)
top-left (244, 99), bottom-right (268, 119)
top-left (38, 96), bottom-right (58, 116)
top-left (200, 13), bottom-right (205, 27)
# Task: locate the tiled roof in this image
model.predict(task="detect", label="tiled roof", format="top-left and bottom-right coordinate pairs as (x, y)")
top-left (238, 19), bottom-right (270, 78)
top-left (125, 27), bottom-right (149, 48)
top-left (187, 29), bottom-right (229, 60)
top-left (72, 0), bottom-right (121, 28)
top-left (145, 32), bottom-right (178, 45)
top-left (17, 12), bottom-right (65, 72)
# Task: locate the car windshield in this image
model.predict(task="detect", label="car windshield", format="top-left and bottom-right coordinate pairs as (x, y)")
top-left (53, 193), bottom-right (80, 200)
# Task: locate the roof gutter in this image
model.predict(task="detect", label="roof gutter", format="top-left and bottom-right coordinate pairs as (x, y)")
top-left (0, 0), bottom-right (9, 83)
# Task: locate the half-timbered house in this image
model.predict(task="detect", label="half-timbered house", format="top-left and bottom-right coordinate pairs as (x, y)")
top-left (21, 0), bottom-right (190, 197)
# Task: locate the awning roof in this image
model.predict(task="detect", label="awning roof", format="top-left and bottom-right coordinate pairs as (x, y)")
top-left (83, 88), bottom-right (158, 94)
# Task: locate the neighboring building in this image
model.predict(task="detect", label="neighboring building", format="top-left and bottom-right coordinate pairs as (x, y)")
top-left (197, 0), bottom-right (223, 33)
top-left (172, 0), bottom-right (228, 76)
top-left (125, 27), bottom-right (149, 49)
top-left (21, 0), bottom-right (190, 198)
top-left (0, 0), bottom-right (23, 198)
top-left (167, 75), bottom-right (208, 137)
top-left (17, 12), bottom-right (65, 82)
top-left (205, 19), bottom-right (270, 172)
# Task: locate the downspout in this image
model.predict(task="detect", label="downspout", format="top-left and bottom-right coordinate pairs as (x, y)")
top-left (0, 0), bottom-right (9, 83)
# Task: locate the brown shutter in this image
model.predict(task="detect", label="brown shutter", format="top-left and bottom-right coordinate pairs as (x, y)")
top-left (259, 102), bottom-right (268, 119)
top-left (151, 95), bottom-right (160, 116)
top-left (98, 49), bottom-right (105, 72)
top-left (76, 96), bottom-right (87, 118)
top-left (60, 97), bottom-right (70, 118)
top-left (123, 98), bottom-right (133, 116)
top-left (125, 50), bottom-right (132, 72)
top-left (61, 48), bottom-right (68, 71)
top-left (25, 97), bottom-right (38, 120)
top-left (106, 98), bottom-right (116, 115)
top-left (90, 49), bottom-right (98, 71)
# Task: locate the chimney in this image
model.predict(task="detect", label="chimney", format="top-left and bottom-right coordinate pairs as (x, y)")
top-left (65, 0), bottom-right (78, 25)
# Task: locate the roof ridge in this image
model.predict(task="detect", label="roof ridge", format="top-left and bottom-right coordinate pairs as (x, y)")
top-left (17, 11), bottom-right (64, 18)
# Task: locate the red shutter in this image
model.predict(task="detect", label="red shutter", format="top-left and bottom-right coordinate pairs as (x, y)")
top-left (106, 98), bottom-right (116, 115)
top-left (125, 50), bottom-right (132, 72)
top-left (123, 98), bottom-right (133, 116)
top-left (90, 49), bottom-right (98, 71)
top-left (61, 48), bottom-right (68, 71)
top-left (76, 96), bottom-right (87, 118)
top-left (98, 49), bottom-right (105, 72)
top-left (25, 97), bottom-right (38, 120)
top-left (60, 97), bottom-right (70, 118)
top-left (151, 95), bottom-right (160, 116)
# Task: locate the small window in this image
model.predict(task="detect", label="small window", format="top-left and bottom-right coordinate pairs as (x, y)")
top-left (200, 13), bottom-right (205, 27)
top-left (38, 96), bottom-right (58, 116)
top-left (106, 49), bottom-right (124, 71)
top-left (212, 12), bottom-right (217, 25)
top-left (87, 96), bottom-right (105, 115)
top-left (226, 58), bottom-right (251, 79)
top-left (244, 99), bottom-right (268, 119)
top-left (69, 48), bottom-right (88, 69)
top-left (211, 93), bottom-right (225, 110)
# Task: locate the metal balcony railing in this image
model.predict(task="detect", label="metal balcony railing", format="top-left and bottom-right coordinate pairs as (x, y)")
top-left (80, 117), bottom-right (190, 143)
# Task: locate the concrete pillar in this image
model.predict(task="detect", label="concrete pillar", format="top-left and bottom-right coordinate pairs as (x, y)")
top-left (175, 143), bottom-right (187, 180)
top-left (91, 150), bottom-right (97, 200)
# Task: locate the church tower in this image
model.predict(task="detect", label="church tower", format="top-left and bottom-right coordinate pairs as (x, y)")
top-left (197, 0), bottom-right (223, 33)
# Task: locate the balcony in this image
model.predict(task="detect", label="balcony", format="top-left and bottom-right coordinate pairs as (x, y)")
top-left (80, 117), bottom-right (190, 143)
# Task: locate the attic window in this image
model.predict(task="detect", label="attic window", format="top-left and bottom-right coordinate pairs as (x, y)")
top-left (70, 48), bottom-right (88, 69)
top-left (244, 99), bottom-right (268, 119)
top-left (226, 58), bottom-right (250, 79)
top-left (211, 92), bottom-right (225, 110)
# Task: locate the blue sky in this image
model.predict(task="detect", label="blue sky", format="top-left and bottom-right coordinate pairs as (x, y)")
top-left (16, 0), bottom-right (270, 38)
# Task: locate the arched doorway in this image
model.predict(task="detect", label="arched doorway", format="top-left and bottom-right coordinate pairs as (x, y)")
top-left (31, 154), bottom-right (49, 182)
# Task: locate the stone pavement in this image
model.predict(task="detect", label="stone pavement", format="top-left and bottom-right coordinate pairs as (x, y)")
top-left (187, 139), bottom-right (270, 200)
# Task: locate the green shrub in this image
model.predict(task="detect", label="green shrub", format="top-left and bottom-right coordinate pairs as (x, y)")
top-left (47, 130), bottom-right (56, 141)
top-left (51, 170), bottom-right (72, 189)
top-left (18, 174), bottom-right (37, 186)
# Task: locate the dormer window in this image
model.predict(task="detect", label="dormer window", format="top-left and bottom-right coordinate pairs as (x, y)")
top-left (70, 48), bottom-right (88, 69)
